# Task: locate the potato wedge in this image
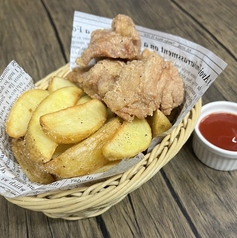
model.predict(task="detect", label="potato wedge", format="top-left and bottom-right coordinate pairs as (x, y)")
top-left (48, 76), bottom-right (77, 92)
top-left (40, 99), bottom-right (107, 144)
top-left (148, 109), bottom-right (172, 137)
top-left (44, 118), bottom-right (121, 178)
top-left (25, 86), bottom-right (83, 163)
top-left (6, 89), bottom-right (49, 138)
top-left (11, 138), bottom-right (55, 184)
top-left (102, 118), bottom-right (152, 161)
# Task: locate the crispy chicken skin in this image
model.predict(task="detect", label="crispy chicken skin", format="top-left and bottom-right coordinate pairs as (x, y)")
top-left (103, 50), bottom-right (184, 121)
top-left (76, 14), bottom-right (141, 66)
top-left (66, 66), bottom-right (92, 84)
top-left (80, 59), bottom-right (125, 99)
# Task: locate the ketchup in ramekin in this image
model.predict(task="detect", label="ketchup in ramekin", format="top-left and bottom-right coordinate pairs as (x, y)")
top-left (199, 112), bottom-right (237, 152)
top-left (193, 101), bottom-right (237, 171)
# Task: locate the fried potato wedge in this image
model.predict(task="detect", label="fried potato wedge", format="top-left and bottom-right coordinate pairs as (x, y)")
top-left (102, 118), bottom-right (152, 161)
top-left (25, 86), bottom-right (83, 163)
top-left (6, 89), bottom-right (49, 138)
top-left (48, 76), bottom-right (77, 92)
top-left (40, 99), bottom-right (107, 144)
top-left (148, 109), bottom-right (172, 137)
top-left (11, 138), bottom-right (55, 184)
top-left (44, 118), bottom-right (121, 178)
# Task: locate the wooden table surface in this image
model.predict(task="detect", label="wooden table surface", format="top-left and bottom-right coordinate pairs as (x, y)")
top-left (1, 0), bottom-right (237, 237)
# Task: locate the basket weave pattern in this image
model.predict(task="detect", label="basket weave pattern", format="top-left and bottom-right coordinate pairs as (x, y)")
top-left (6, 64), bottom-right (202, 220)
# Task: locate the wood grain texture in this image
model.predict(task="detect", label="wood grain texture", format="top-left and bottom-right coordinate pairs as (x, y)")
top-left (0, 0), bottom-right (237, 237)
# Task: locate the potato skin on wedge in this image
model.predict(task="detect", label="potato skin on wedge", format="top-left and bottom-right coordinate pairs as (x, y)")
top-left (25, 86), bottom-right (83, 163)
top-left (148, 109), bottom-right (172, 137)
top-left (102, 118), bottom-right (152, 161)
top-left (6, 89), bottom-right (49, 138)
top-left (44, 118), bottom-right (121, 178)
top-left (11, 138), bottom-right (55, 184)
top-left (40, 99), bottom-right (107, 144)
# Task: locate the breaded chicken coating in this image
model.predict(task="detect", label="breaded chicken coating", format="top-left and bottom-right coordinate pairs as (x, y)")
top-left (76, 14), bottom-right (141, 66)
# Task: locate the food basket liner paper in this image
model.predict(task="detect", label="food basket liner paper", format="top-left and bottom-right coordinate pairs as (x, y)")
top-left (0, 11), bottom-right (227, 198)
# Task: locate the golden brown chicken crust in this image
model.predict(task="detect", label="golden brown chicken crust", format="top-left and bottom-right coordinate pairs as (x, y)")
top-left (76, 14), bottom-right (141, 66)
top-left (102, 51), bottom-right (184, 121)
top-left (66, 66), bottom-right (91, 84)
top-left (80, 59), bottom-right (125, 99)
top-left (159, 61), bottom-right (184, 115)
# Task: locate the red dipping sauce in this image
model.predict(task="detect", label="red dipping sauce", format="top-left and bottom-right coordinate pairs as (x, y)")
top-left (199, 112), bottom-right (237, 151)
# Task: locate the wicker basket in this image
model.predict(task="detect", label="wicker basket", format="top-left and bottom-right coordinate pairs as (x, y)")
top-left (5, 64), bottom-right (202, 220)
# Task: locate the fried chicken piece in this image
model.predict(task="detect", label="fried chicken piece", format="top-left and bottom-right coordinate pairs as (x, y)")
top-left (77, 49), bottom-right (184, 121)
top-left (138, 49), bottom-right (184, 115)
top-left (79, 59), bottom-right (125, 99)
top-left (102, 51), bottom-right (168, 121)
top-left (76, 14), bottom-right (141, 66)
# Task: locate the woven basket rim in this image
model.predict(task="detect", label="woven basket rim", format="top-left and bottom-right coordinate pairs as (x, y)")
top-left (6, 64), bottom-right (202, 220)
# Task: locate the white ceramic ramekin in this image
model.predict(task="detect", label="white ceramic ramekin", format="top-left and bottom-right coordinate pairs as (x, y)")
top-left (192, 101), bottom-right (237, 171)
